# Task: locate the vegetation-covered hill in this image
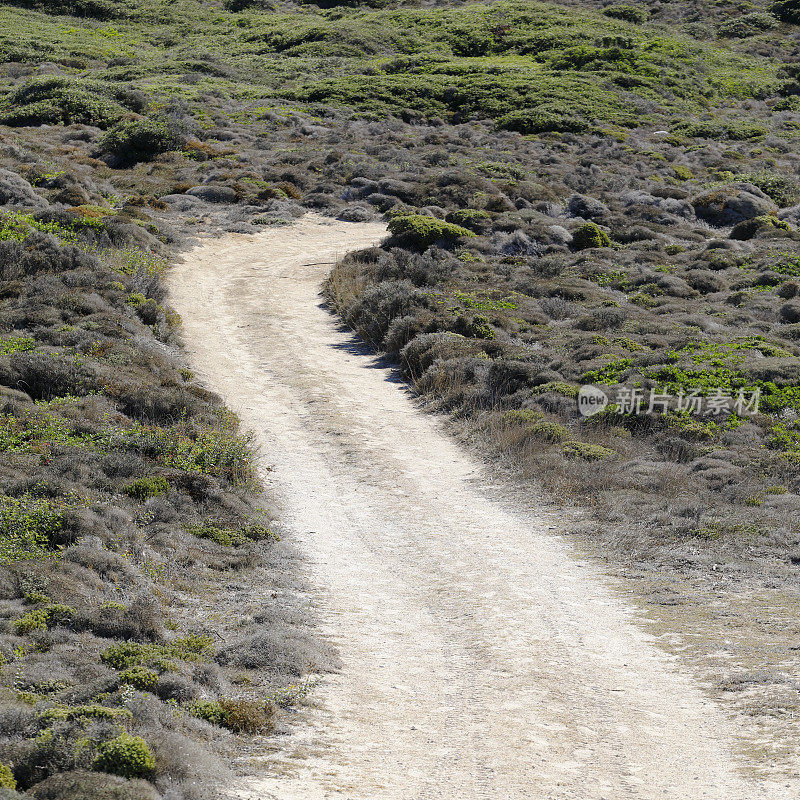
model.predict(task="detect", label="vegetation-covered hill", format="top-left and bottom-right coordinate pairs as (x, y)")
top-left (0, 0), bottom-right (799, 795)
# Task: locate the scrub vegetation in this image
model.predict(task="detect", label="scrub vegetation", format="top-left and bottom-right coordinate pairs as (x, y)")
top-left (0, 0), bottom-right (799, 793)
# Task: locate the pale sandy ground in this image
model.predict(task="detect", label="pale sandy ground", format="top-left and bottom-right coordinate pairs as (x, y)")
top-left (169, 214), bottom-right (795, 800)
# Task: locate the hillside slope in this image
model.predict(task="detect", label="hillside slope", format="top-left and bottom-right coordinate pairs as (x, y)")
top-left (0, 0), bottom-right (798, 795)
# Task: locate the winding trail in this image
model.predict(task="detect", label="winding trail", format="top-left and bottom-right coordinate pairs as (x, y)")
top-left (169, 214), bottom-right (785, 800)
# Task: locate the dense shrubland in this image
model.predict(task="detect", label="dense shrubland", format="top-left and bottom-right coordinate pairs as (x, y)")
top-left (0, 0), bottom-right (800, 792)
top-left (0, 181), bottom-right (331, 798)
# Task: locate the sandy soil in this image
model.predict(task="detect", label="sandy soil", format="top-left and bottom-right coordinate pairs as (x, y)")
top-left (168, 214), bottom-right (793, 800)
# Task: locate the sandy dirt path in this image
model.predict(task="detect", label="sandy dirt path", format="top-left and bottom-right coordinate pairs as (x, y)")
top-left (169, 214), bottom-right (789, 800)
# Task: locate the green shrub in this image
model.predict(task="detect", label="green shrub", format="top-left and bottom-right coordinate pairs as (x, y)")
top-left (532, 381), bottom-right (581, 398)
top-left (528, 420), bottom-right (571, 443)
top-left (730, 215), bottom-right (792, 241)
top-left (24, 591), bottom-right (50, 605)
top-left (93, 734), bottom-right (155, 779)
top-left (100, 642), bottom-right (150, 671)
top-left (732, 171), bottom-right (800, 206)
top-left (123, 476), bottom-right (169, 501)
top-left (676, 120), bottom-right (768, 141)
top-left (774, 95), bottom-right (800, 110)
top-left (459, 313), bottom-right (494, 340)
top-left (774, 252), bottom-right (800, 277)
top-left (661, 412), bottom-right (717, 441)
top-left (717, 13), bottom-right (777, 37)
top-left (572, 223), bottom-right (612, 250)
top-left (224, 0), bottom-right (273, 9)
top-left (502, 409), bottom-right (543, 424)
top-left (387, 215), bottom-right (474, 247)
top-left (37, 704), bottom-right (132, 724)
top-left (187, 523), bottom-right (273, 546)
top-left (188, 699), bottom-right (225, 726)
top-left (497, 107), bottom-right (589, 135)
top-left (562, 441), bottom-right (616, 460)
top-left (108, 248), bottom-right (168, 279)
top-left (1, 0), bottom-right (122, 17)
top-left (0, 411), bottom-right (97, 454)
top-left (14, 603), bottom-right (75, 634)
top-left (0, 211), bottom-right (78, 245)
top-left (0, 763), bottom-right (15, 790)
top-left (0, 336), bottom-right (36, 356)
top-left (14, 608), bottom-right (49, 635)
top-left (1, 77), bottom-right (123, 129)
top-left (189, 698), bottom-right (275, 733)
top-left (773, 0), bottom-right (800, 24)
top-left (118, 666), bottom-right (159, 691)
top-left (602, 4), bottom-right (647, 24)
top-left (101, 635), bottom-right (214, 670)
top-left (445, 208), bottom-right (491, 231)
top-left (0, 495), bottom-right (79, 565)
top-left (108, 420), bottom-right (254, 485)
top-left (100, 118), bottom-right (183, 165)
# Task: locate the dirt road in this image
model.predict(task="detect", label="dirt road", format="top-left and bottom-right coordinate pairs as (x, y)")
top-left (169, 214), bottom-right (787, 800)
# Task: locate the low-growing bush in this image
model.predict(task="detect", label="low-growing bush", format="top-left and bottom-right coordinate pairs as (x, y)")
top-left (2, 0), bottom-right (123, 17)
top-left (14, 603), bottom-right (75, 634)
top-left (528, 420), bottom-right (571, 443)
top-left (0, 494), bottom-right (79, 564)
top-left (122, 476), bottom-right (169, 501)
top-left (93, 734), bottom-right (155, 780)
top-left (503, 409), bottom-right (543, 425)
top-left (676, 120), bottom-right (768, 141)
top-left (0, 763), bottom-right (15, 790)
top-left (730, 215), bottom-right (792, 240)
top-left (773, 0), bottom-right (800, 24)
top-left (37, 705), bottom-right (132, 725)
top-left (1, 77), bottom-right (123, 129)
top-left (224, 0), bottom-right (274, 8)
top-left (101, 635), bottom-right (214, 671)
top-left (733, 171), bottom-right (800, 206)
top-left (108, 419), bottom-right (254, 485)
top-left (445, 208), bottom-right (491, 233)
top-left (187, 523), bottom-right (273, 546)
top-left (29, 770), bottom-right (159, 800)
top-left (572, 223), bottom-right (612, 250)
top-left (497, 107), bottom-right (589, 135)
top-left (602, 4), bottom-right (647, 23)
top-left (562, 441), bottom-right (616, 460)
top-left (387, 215), bottom-right (474, 248)
top-left (189, 698), bottom-right (275, 734)
top-left (100, 119), bottom-right (184, 166)
top-left (118, 666), bottom-right (159, 692)
top-left (718, 13), bottom-right (777, 37)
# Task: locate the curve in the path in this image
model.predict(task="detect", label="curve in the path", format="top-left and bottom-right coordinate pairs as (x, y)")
top-left (169, 214), bottom-right (787, 800)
